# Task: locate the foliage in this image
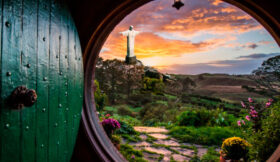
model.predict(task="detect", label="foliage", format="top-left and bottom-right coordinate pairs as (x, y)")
top-left (168, 126), bottom-right (242, 145)
top-left (111, 114), bottom-right (141, 126)
top-left (247, 101), bottom-right (280, 161)
top-left (111, 134), bottom-right (121, 144)
top-left (221, 137), bottom-right (250, 161)
top-left (95, 58), bottom-right (124, 104)
top-left (180, 94), bottom-right (241, 115)
top-left (127, 93), bottom-right (153, 107)
top-left (200, 147), bottom-right (220, 162)
top-left (251, 55), bottom-right (280, 96)
top-left (139, 103), bottom-right (170, 125)
top-left (142, 77), bottom-right (165, 95)
top-left (115, 120), bottom-right (137, 135)
top-left (95, 58), bottom-right (144, 104)
top-left (94, 80), bottom-right (108, 111)
top-left (121, 134), bottom-right (142, 143)
top-left (177, 109), bottom-right (236, 127)
top-left (117, 105), bottom-right (134, 117)
top-left (120, 144), bottom-right (147, 162)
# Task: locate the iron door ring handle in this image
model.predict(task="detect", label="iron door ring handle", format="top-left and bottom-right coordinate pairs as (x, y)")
top-left (8, 86), bottom-right (37, 109)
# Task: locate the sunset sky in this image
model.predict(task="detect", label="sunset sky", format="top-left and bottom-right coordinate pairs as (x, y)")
top-left (100, 0), bottom-right (280, 74)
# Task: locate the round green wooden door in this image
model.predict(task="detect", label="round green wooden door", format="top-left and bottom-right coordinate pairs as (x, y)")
top-left (0, 0), bottom-right (83, 161)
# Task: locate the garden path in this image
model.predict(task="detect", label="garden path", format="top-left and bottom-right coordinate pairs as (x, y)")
top-left (128, 126), bottom-right (220, 162)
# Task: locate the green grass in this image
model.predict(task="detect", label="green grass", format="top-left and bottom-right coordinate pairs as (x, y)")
top-left (111, 114), bottom-right (141, 126)
top-left (145, 134), bottom-right (157, 143)
top-left (168, 126), bottom-right (242, 146)
top-left (129, 106), bottom-right (143, 112)
top-left (121, 134), bottom-right (142, 143)
top-left (200, 147), bottom-right (220, 162)
top-left (104, 106), bottom-right (117, 113)
top-left (152, 144), bottom-right (180, 154)
top-left (120, 144), bottom-right (147, 162)
top-left (179, 145), bottom-right (197, 150)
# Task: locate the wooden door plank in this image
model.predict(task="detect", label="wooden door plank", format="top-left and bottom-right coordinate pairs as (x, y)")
top-left (67, 14), bottom-right (76, 152)
top-left (70, 22), bottom-right (83, 152)
top-left (0, 0), bottom-right (22, 161)
top-left (48, 0), bottom-right (60, 161)
top-left (58, 1), bottom-right (68, 161)
top-left (21, 0), bottom-right (38, 161)
top-left (0, 0), bottom-right (3, 159)
top-left (36, 0), bottom-right (50, 161)
top-left (74, 27), bottom-right (83, 138)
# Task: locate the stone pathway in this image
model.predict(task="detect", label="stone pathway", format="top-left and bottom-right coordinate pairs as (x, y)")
top-left (127, 126), bottom-right (220, 162)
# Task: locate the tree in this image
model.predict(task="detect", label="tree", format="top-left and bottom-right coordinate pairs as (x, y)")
top-left (95, 58), bottom-right (144, 103)
top-left (122, 64), bottom-right (144, 98)
top-left (251, 55), bottom-right (280, 96)
top-left (95, 59), bottom-right (124, 104)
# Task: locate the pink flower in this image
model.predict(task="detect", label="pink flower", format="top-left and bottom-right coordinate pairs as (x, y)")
top-left (266, 102), bottom-right (272, 108)
top-left (250, 109), bottom-right (258, 118)
top-left (250, 106), bottom-right (254, 110)
top-left (241, 101), bottom-right (246, 108)
top-left (245, 115), bottom-right (250, 121)
top-left (241, 120), bottom-right (245, 125)
top-left (237, 120), bottom-right (241, 126)
top-left (101, 118), bottom-right (121, 129)
top-left (131, 155), bottom-right (135, 159)
top-left (268, 98), bottom-right (273, 102)
top-left (248, 97), bottom-right (253, 103)
top-left (105, 114), bottom-right (111, 117)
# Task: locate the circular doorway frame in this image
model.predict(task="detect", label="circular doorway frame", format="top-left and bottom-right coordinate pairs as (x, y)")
top-left (81, 0), bottom-right (280, 161)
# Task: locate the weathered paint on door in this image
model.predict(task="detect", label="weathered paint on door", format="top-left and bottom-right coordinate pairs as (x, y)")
top-left (0, 0), bottom-right (84, 161)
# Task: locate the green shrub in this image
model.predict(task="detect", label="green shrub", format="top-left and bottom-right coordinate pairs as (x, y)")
top-left (248, 101), bottom-right (280, 161)
top-left (177, 111), bottom-right (201, 126)
top-left (140, 103), bottom-right (169, 124)
top-left (142, 77), bottom-right (164, 95)
top-left (94, 80), bottom-right (108, 111)
top-left (120, 144), bottom-right (147, 162)
top-left (168, 126), bottom-right (242, 146)
top-left (111, 114), bottom-right (141, 126)
top-left (177, 109), bottom-right (237, 127)
top-left (117, 105), bottom-right (134, 117)
top-left (115, 120), bottom-right (137, 135)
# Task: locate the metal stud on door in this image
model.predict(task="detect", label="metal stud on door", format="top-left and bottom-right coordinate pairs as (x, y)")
top-left (0, 0), bottom-right (84, 161)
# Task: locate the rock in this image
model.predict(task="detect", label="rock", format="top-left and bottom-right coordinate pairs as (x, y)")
top-left (155, 139), bottom-right (180, 146)
top-left (197, 148), bottom-right (208, 158)
top-left (148, 133), bottom-right (169, 139)
top-left (172, 154), bottom-right (191, 162)
top-left (142, 152), bottom-right (161, 162)
top-left (144, 147), bottom-right (172, 155)
top-left (170, 147), bottom-right (195, 157)
top-left (134, 126), bottom-right (168, 133)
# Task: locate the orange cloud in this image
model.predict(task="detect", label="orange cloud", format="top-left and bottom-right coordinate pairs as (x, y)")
top-left (101, 32), bottom-right (235, 60)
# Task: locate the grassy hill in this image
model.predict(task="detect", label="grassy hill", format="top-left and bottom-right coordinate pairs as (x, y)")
top-left (172, 73), bottom-right (266, 103)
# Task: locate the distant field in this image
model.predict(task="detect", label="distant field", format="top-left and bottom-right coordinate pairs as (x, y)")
top-left (177, 74), bottom-right (267, 102)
